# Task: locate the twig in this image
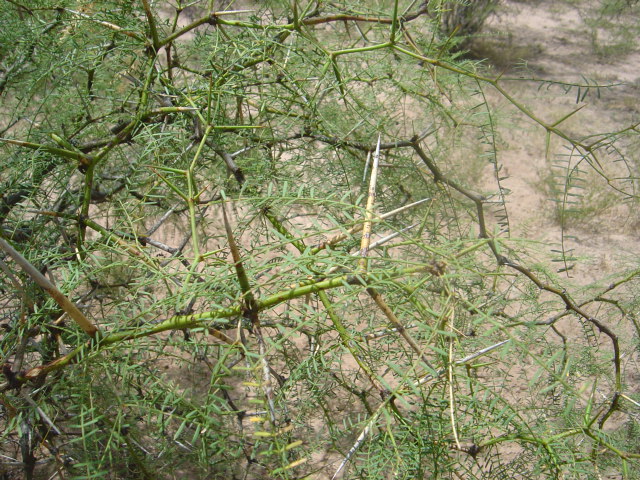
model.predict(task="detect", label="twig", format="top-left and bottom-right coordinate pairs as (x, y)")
top-left (331, 408), bottom-right (383, 480)
top-left (21, 393), bottom-right (62, 436)
top-left (141, 0), bottom-right (161, 51)
top-left (222, 203), bottom-right (277, 425)
top-left (0, 238), bottom-right (99, 338)
top-left (146, 207), bottom-right (176, 236)
top-left (63, 8), bottom-right (145, 41)
top-left (415, 340), bottom-right (510, 387)
top-left (367, 287), bottom-right (436, 372)
top-left (207, 141), bottom-right (246, 185)
top-left (312, 197), bottom-right (430, 253)
top-left (0, 257), bottom-right (32, 309)
top-left (358, 135), bottom-right (381, 272)
top-left (448, 326), bottom-right (461, 450)
top-left (324, 223), bottom-right (418, 277)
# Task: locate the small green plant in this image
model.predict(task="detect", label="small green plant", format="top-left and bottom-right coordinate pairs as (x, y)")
top-left (542, 149), bottom-right (621, 226)
top-left (438, 0), bottom-right (502, 50)
top-left (576, 0), bottom-right (640, 58)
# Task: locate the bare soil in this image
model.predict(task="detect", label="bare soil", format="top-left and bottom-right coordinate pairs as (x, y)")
top-left (478, 0), bottom-right (640, 283)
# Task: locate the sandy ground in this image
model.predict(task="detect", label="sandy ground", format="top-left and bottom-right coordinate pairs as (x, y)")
top-left (477, 0), bottom-right (640, 286)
